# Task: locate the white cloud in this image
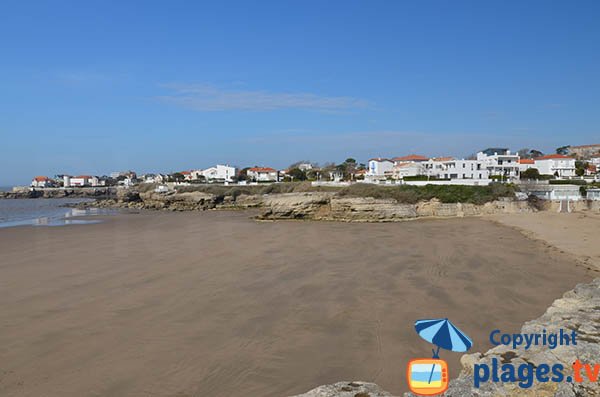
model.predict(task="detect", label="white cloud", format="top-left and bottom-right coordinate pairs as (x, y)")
top-left (155, 84), bottom-right (370, 112)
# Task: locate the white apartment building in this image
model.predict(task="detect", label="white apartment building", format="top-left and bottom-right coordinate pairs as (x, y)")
top-left (424, 158), bottom-right (489, 180)
top-left (476, 149), bottom-right (520, 178)
top-left (533, 155), bottom-right (576, 178)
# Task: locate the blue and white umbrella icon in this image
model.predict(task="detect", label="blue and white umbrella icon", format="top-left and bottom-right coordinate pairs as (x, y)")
top-left (414, 318), bottom-right (473, 384)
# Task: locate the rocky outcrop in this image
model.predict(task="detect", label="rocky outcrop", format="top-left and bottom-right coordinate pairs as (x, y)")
top-left (83, 191), bottom-right (534, 220)
top-left (258, 194), bottom-right (533, 222)
top-left (422, 278), bottom-right (600, 397)
top-left (259, 192), bottom-right (334, 219)
top-left (292, 381), bottom-right (397, 397)
top-left (0, 187), bottom-right (119, 199)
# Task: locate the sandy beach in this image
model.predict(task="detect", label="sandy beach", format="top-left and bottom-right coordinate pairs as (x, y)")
top-left (0, 210), bottom-right (595, 396)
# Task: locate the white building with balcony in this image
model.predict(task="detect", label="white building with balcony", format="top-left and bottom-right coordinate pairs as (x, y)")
top-left (424, 158), bottom-right (489, 180)
top-left (533, 155), bottom-right (576, 178)
top-left (476, 149), bottom-right (520, 179)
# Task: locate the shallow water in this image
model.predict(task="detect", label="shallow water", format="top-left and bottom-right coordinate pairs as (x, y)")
top-left (0, 198), bottom-right (114, 227)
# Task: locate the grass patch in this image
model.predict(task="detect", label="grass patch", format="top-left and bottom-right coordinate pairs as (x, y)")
top-left (173, 182), bottom-right (340, 198)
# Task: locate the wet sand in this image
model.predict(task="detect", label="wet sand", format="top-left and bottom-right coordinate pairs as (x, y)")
top-left (0, 211), bottom-right (593, 396)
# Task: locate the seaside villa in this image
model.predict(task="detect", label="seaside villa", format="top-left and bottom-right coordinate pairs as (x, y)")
top-left (366, 158), bottom-right (394, 180)
top-left (476, 149), bottom-right (520, 179)
top-left (200, 164), bottom-right (237, 182)
top-left (533, 154), bottom-right (576, 178)
top-left (424, 158), bottom-right (490, 180)
top-left (247, 167), bottom-right (278, 182)
top-left (64, 175), bottom-right (101, 187)
top-left (31, 176), bottom-right (54, 188)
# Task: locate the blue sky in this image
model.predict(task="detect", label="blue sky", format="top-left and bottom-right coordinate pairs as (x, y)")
top-left (1, 1), bottom-right (599, 185)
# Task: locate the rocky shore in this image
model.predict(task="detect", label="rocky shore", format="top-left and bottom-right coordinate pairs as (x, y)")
top-left (0, 186), bottom-right (119, 199)
top-left (258, 192), bottom-right (534, 221)
top-left (73, 189), bottom-right (537, 221)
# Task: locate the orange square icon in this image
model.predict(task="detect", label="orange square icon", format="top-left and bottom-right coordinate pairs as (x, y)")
top-left (406, 358), bottom-right (449, 396)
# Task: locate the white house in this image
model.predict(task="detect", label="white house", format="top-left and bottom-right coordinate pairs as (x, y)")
top-left (533, 154), bottom-right (576, 178)
top-left (518, 159), bottom-right (536, 173)
top-left (390, 162), bottom-right (425, 179)
top-left (31, 176), bottom-right (53, 188)
top-left (143, 173), bottom-right (166, 184)
top-left (367, 158), bottom-right (394, 178)
top-left (247, 167), bottom-right (278, 182)
top-left (476, 149), bottom-right (520, 179)
top-left (201, 164), bottom-right (237, 182)
top-left (424, 158), bottom-right (489, 180)
top-left (297, 163), bottom-right (313, 171)
top-left (589, 154), bottom-right (600, 167)
top-left (65, 175), bottom-right (100, 187)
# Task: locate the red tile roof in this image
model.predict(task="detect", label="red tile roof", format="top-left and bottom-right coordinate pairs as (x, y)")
top-left (535, 154), bottom-right (573, 160)
top-left (75, 175), bottom-right (93, 179)
top-left (519, 159), bottom-right (535, 164)
top-left (431, 156), bottom-right (454, 162)
top-left (248, 167), bottom-right (276, 172)
top-left (33, 176), bottom-right (49, 181)
top-left (180, 171), bottom-right (191, 175)
top-left (391, 154), bottom-right (429, 162)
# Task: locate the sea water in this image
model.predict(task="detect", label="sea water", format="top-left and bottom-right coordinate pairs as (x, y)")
top-left (0, 198), bottom-right (114, 228)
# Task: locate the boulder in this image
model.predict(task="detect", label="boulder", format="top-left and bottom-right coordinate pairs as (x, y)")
top-left (291, 381), bottom-right (397, 397)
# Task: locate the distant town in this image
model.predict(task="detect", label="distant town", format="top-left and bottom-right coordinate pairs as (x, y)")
top-left (26, 144), bottom-right (600, 191)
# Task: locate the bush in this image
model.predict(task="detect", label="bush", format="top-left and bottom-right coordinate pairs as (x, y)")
top-left (336, 183), bottom-right (516, 205)
top-left (520, 168), bottom-right (541, 180)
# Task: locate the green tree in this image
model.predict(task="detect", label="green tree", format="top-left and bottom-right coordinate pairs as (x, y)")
top-left (575, 161), bottom-right (588, 177)
top-left (287, 167), bottom-right (307, 181)
top-left (520, 168), bottom-right (541, 180)
top-left (556, 146), bottom-right (570, 155)
top-left (529, 149), bottom-right (544, 158)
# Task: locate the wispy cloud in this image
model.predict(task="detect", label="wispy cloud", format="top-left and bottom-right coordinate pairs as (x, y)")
top-left (155, 83), bottom-right (370, 112)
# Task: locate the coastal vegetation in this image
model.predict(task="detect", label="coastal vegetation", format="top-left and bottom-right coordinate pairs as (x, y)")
top-left (336, 183), bottom-right (517, 205)
top-left (143, 181), bottom-right (517, 205)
